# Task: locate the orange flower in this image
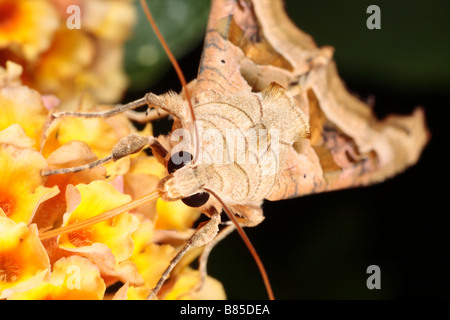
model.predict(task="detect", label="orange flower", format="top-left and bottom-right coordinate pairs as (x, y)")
top-left (31, 27), bottom-right (95, 105)
top-left (58, 181), bottom-right (138, 263)
top-left (164, 267), bottom-right (226, 300)
top-left (0, 124), bottom-right (58, 223)
top-left (0, 0), bottom-right (59, 61)
top-left (0, 63), bottom-right (49, 147)
top-left (7, 255), bottom-right (106, 300)
top-left (33, 140), bottom-right (106, 230)
top-left (155, 199), bottom-right (201, 231)
top-left (1, 0), bottom-right (136, 108)
top-left (0, 217), bottom-right (50, 299)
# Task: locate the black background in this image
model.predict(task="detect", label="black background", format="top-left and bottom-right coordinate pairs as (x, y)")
top-left (127, 0), bottom-right (450, 299)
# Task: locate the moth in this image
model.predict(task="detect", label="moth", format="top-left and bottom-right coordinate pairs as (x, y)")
top-left (39, 0), bottom-right (428, 299)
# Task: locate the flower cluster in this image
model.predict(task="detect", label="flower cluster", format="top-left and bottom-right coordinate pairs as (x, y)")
top-left (0, 0), bottom-right (226, 299)
top-left (0, 0), bottom-right (136, 110)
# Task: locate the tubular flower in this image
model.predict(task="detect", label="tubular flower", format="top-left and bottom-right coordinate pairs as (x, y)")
top-left (7, 255), bottom-right (106, 300)
top-left (0, 65), bottom-right (228, 299)
top-left (0, 62), bottom-right (49, 147)
top-left (0, 0), bottom-right (59, 61)
top-left (58, 181), bottom-right (138, 263)
top-left (0, 124), bottom-right (59, 224)
top-left (0, 0), bottom-right (227, 298)
top-left (0, 217), bottom-right (50, 299)
top-left (33, 141), bottom-right (106, 230)
top-left (0, 0), bottom-right (136, 109)
top-left (164, 267), bottom-right (226, 300)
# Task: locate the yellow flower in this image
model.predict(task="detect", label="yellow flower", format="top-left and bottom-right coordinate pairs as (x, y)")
top-left (0, 72), bottom-right (49, 147)
top-left (31, 27), bottom-right (95, 103)
top-left (156, 199), bottom-right (201, 231)
top-left (164, 267), bottom-right (226, 300)
top-left (0, 124), bottom-right (58, 223)
top-left (58, 181), bottom-right (138, 263)
top-left (113, 282), bottom-right (150, 300)
top-left (0, 217), bottom-right (50, 299)
top-left (33, 140), bottom-right (106, 230)
top-left (130, 242), bottom-right (176, 291)
top-left (0, 60), bottom-right (22, 87)
top-left (0, 0), bottom-right (59, 61)
top-left (8, 255), bottom-right (106, 300)
top-left (0, 0), bottom-right (136, 109)
top-left (81, 0), bottom-right (136, 42)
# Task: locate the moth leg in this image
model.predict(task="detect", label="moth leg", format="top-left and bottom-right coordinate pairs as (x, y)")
top-left (41, 134), bottom-right (163, 176)
top-left (193, 205), bottom-right (264, 293)
top-left (41, 91), bottom-right (186, 151)
top-left (147, 211), bottom-right (221, 300)
top-left (144, 91), bottom-right (188, 120)
top-left (232, 204), bottom-right (265, 227)
top-left (195, 223), bottom-right (236, 292)
top-left (48, 97), bottom-right (149, 121)
top-left (40, 97), bottom-right (149, 151)
top-left (125, 108), bottom-right (170, 123)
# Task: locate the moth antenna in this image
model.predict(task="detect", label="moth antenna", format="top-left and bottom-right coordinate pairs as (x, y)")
top-left (204, 188), bottom-right (275, 300)
top-left (139, 0), bottom-right (200, 164)
top-left (39, 190), bottom-right (160, 240)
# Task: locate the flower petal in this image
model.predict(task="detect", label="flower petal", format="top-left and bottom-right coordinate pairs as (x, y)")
top-left (58, 181), bottom-right (137, 263)
top-left (8, 255), bottom-right (106, 300)
top-left (0, 0), bottom-right (59, 60)
top-left (163, 267), bottom-right (226, 300)
top-left (0, 218), bottom-right (50, 299)
top-left (0, 85), bottom-right (48, 146)
top-left (0, 129), bottom-right (59, 223)
top-left (33, 141), bottom-right (106, 229)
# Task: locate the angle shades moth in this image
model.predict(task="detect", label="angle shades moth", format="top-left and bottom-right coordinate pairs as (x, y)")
top-left (37, 0), bottom-right (429, 299)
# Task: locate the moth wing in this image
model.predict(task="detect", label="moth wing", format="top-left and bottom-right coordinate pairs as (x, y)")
top-left (196, 0), bottom-right (428, 200)
top-left (193, 0), bottom-right (315, 103)
top-left (266, 62), bottom-right (429, 201)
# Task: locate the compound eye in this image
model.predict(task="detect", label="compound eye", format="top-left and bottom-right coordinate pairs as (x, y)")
top-left (167, 151), bottom-right (193, 174)
top-left (182, 192), bottom-right (210, 207)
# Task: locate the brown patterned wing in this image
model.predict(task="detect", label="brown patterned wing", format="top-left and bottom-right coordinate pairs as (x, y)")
top-left (194, 0), bottom-right (317, 103)
top-left (193, 0), bottom-right (251, 104)
top-left (195, 0), bottom-right (429, 200)
top-left (266, 61), bottom-right (429, 200)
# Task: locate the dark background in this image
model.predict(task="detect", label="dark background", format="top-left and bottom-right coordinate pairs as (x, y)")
top-left (125, 0), bottom-right (450, 299)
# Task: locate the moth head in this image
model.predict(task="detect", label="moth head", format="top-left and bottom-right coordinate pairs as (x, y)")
top-left (157, 150), bottom-right (210, 207)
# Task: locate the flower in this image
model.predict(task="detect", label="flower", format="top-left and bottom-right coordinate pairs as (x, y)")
top-left (33, 140), bottom-right (106, 230)
top-left (0, 217), bottom-right (50, 299)
top-left (7, 255), bottom-right (106, 300)
top-left (0, 63), bottom-right (49, 146)
top-left (0, 0), bottom-right (136, 109)
top-left (0, 1), bottom-right (227, 300)
top-left (0, 0), bottom-right (59, 61)
top-left (0, 124), bottom-right (58, 224)
top-left (164, 267), bottom-right (226, 300)
top-left (57, 181), bottom-right (138, 263)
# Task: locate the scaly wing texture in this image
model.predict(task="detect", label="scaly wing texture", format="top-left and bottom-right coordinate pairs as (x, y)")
top-left (194, 0), bottom-right (429, 200)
